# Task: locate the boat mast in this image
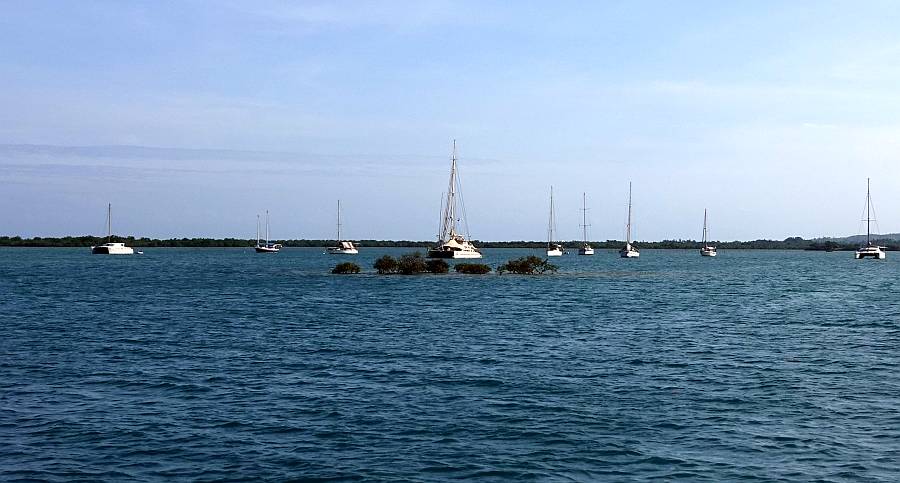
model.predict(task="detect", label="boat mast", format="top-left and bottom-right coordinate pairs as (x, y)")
top-left (703, 208), bottom-right (708, 244)
top-left (107, 203), bottom-right (112, 243)
top-left (548, 186), bottom-right (555, 248)
top-left (867, 178), bottom-right (871, 246)
top-left (439, 140), bottom-right (458, 241)
top-left (581, 192), bottom-right (589, 244)
top-left (256, 215), bottom-right (260, 246)
top-left (337, 200), bottom-right (342, 242)
top-left (266, 210), bottom-right (270, 246)
top-left (626, 182), bottom-right (633, 245)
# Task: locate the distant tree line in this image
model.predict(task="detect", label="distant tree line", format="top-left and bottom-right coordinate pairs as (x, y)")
top-left (2, 235), bottom-right (898, 250)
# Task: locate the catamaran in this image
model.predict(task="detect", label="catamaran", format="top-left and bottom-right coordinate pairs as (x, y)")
top-left (546, 186), bottom-right (564, 257)
top-left (91, 203), bottom-right (134, 255)
top-left (855, 178), bottom-right (886, 260)
top-left (326, 200), bottom-right (358, 255)
top-left (700, 209), bottom-right (717, 257)
top-left (255, 210), bottom-right (282, 253)
top-left (427, 140), bottom-right (482, 259)
top-left (578, 192), bottom-right (594, 255)
top-left (619, 182), bottom-right (640, 258)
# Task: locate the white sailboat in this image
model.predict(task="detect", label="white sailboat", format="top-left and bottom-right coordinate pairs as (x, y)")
top-left (700, 208), bottom-right (717, 257)
top-left (91, 203), bottom-right (134, 255)
top-left (619, 182), bottom-right (640, 258)
top-left (255, 210), bottom-right (282, 253)
top-left (578, 192), bottom-right (594, 255)
top-left (427, 140), bottom-right (482, 259)
top-left (546, 186), bottom-right (564, 257)
top-left (855, 178), bottom-right (886, 260)
top-left (326, 200), bottom-right (358, 255)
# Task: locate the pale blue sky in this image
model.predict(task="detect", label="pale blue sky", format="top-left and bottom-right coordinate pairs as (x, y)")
top-left (2, 1), bottom-right (900, 240)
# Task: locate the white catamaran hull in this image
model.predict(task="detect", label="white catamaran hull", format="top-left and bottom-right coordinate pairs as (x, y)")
top-left (578, 247), bottom-right (594, 256)
top-left (855, 247), bottom-right (885, 259)
top-left (91, 243), bottom-right (134, 255)
top-left (546, 248), bottom-right (563, 257)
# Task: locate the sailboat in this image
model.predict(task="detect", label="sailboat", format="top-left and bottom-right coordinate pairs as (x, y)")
top-left (578, 192), bottom-right (594, 255)
top-left (700, 209), bottom-right (717, 257)
top-left (326, 200), bottom-right (359, 255)
top-left (855, 178), bottom-right (886, 260)
top-left (254, 210), bottom-right (282, 253)
top-left (619, 182), bottom-right (640, 258)
top-left (91, 203), bottom-right (134, 255)
top-left (546, 186), bottom-right (564, 257)
top-left (427, 140), bottom-right (482, 259)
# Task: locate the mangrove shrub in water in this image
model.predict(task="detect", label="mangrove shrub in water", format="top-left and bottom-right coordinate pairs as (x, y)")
top-left (374, 255), bottom-right (399, 274)
top-left (425, 259), bottom-right (449, 274)
top-left (454, 263), bottom-right (491, 274)
top-left (497, 256), bottom-right (558, 275)
top-left (332, 262), bottom-right (361, 274)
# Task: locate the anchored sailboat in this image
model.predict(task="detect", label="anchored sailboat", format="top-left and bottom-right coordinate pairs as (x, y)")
top-left (855, 178), bottom-right (886, 260)
top-left (326, 200), bottom-right (359, 255)
top-left (700, 209), bottom-right (717, 257)
top-left (546, 186), bottom-right (564, 257)
top-left (619, 182), bottom-right (640, 258)
top-left (427, 140), bottom-right (482, 259)
top-left (254, 210), bottom-right (282, 253)
top-left (91, 203), bottom-right (134, 255)
top-left (578, 192), bottom-right (594, 256)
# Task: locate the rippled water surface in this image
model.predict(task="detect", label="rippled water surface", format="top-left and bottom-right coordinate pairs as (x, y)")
top-left (3, 247), bottom-right (900, 481)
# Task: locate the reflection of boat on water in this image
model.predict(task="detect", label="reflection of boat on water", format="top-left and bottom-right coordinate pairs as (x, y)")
top-left (255, 211), bottom-right (282, 253)
top-left (700, 209), bottom-right (717, 257)
top-left (546, 186), bottom-right (564, 257)
top-left (855, 178), bottom-right (885, 260)
top-left (427, 140), bottom-right (482, 259)
top-left (619, 182), bottom-right (639, 258)
top-left (578, 192), bottom-right (594, 256)
top-left (91, 203), bottom-right (134, 255)
top-left (326, 200), bottom-right (359, 255)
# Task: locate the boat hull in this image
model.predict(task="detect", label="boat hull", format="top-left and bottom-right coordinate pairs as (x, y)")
top-left (427, 249), bottom-right (482, 259)
top-left (855, 247), bottom-right (886, 259)
top-left (700, 247), bottom-right (717, 257)
top-left (619, 243), bottom-right (639, 258)
top-left (255, 246), bottom-right (281, 253)
top-left (546, 249), bottom-right (563, 257)
top-left (91, 244), bottom-right (134, 255)
top-left (327, 248), bottom-right (359, 255)
top-left (578, 248), bottom-right (594, 256)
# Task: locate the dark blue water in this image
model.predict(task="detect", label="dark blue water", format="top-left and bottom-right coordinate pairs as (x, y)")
top-left (3, 247), bottom-right (900, 481)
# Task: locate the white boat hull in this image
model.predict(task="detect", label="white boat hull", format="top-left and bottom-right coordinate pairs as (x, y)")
top-left (700, 246), bottom-right (717, 257)
top-left (255, 245), bottom-right (281, 253)
top-left (546, 249), bottom-right (563, 257)
top-left (327, 248), bottom-right (359, 255)
top-left (619, 243), bottom-right (639, 258)
top-left (91, 243), bottom-right (134, 255)
top-left (855, 247), bottom-right (886, 259)
top-left (578, 247), bottom-right (594, 256)
top-left (427, 249), bottom-right (482, 259)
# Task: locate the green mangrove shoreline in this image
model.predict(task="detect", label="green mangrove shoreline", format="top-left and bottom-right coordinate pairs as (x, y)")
top-left (1, 236), bottom-right (895, 251)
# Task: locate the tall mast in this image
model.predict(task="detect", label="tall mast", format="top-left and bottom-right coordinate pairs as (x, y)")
top-left (548, 186), bottom-right (555, 248)
top-left (337, 200), bottom-right (342, 242)
top-left (626, 182), bottom-right (633, 245)
top-left (867, 178), bottom-right (871, 245)
top-left (256, 214), bottom-right (260, 246)
top-left (703, 208), bottom-right (708, 244)
top-left (439, 140), bottom-right (458, 241)
top-left (581, 192), bottom-right (589, 244)
top-left (266, 210), bottom-right (270, 245)
top-left (107, 203), bottom-right (112, 243)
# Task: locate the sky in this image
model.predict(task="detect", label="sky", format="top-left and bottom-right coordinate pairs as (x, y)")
top-left (2, 1), bottom-right (900, 241)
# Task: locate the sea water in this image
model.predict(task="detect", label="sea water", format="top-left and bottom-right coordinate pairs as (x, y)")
top-left (2, 248), bottom-right (899, 481)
